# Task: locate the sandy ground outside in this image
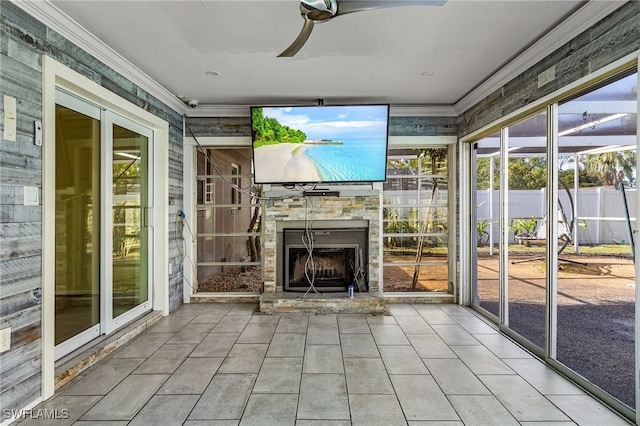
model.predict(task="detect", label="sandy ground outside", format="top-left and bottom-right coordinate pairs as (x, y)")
top-left (254, 143), bottom-right (320, 183)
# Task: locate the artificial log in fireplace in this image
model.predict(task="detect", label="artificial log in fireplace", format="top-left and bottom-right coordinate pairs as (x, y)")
top-left (283, 227), bottom-right (368, 292)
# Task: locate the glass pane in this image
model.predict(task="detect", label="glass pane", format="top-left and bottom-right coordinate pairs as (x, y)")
top-left (196, 148), bottom-right (262, 292)
top-left (112, 124), bottom-right (148, 317)
top-left (556, 71), bottom-right (637, 407)
top-left (472, 134), bottom-right (500, 316)
top-left (383, 147), bottom-right (449, 292)
top-left (506, 111), bottom-right (548, 349)
top-left (55, 105), bottom-right (100, 345)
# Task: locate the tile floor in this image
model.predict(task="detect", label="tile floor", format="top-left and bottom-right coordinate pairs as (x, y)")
top-left (17, 303), bottom-right (632, 425)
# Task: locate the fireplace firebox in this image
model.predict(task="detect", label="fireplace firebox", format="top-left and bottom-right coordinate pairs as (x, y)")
top-left (283, 228), bottom-right (368, 292)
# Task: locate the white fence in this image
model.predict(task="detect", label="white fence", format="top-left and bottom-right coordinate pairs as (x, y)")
top-left (477, 187), bottom-right (636, 246)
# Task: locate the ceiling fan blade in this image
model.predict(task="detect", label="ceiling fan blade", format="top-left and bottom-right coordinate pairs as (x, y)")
top-left (278, 16), bottom-right (315, 57)
top-left (336, 0), bottom-right (446, 16)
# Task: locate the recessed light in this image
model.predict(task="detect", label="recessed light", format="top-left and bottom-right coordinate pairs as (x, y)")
top-left (205, 71), bottom-right (219, 76)
top-left (421, 71), bottom-right (434, 77)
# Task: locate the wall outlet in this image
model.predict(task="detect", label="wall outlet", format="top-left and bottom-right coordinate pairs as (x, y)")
top-left (0, 327), bottom-right (11, 353)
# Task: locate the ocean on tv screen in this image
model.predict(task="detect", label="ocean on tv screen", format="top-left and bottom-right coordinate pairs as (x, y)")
top-left (251, 105), bottom-right (389, 184)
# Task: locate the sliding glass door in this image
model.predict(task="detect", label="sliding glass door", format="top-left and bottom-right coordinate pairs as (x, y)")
top-left (469, 68), bottom-right (638, 420)
top-left (55, 91), bottom-right (152, 358)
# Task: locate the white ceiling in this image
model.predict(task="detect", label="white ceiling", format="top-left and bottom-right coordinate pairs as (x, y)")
top-left (39, 0), bottom-right (607, 114)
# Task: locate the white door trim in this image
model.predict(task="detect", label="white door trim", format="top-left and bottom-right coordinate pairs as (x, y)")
top-left (42, 56), bottom-right (169, 400)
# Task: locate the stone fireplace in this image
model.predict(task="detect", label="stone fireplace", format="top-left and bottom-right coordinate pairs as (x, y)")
top-left (259, 189), bottom-right (384, 313)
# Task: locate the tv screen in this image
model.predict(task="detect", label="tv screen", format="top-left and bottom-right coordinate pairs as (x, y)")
top-left (251, 104), bottom-right (389, 185)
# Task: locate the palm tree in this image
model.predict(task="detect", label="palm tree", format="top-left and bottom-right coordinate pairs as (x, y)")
top-left (584, 149), bottom-right (636, 188)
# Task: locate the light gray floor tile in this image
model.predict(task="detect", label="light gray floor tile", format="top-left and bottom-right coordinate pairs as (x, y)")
top-left (303, 344), bottom-right (344, 373)
top-left (167, 322), bottom-right (216, 344)
top-left (451, 345), bottom-right (514, 374)
top-left (337, 316), bottom-right (370, 333)
top-left (113, 332), bottom-right (173, 358)
top-left (297, 374), bottom-right (349, 420)
top-left (349, 394), bottom-right (407, 426)
top-left (344, 358), bottom-right (394, 394)
top-left (388, 304), bottom-right (419, 316)
top-left (239, 393), bottom-right (298, 426)
top-left (390, 374), bottom-right (459, 421)
top-left (503, 358), bottom-right (583, 394)
top-left (213, 314), bottom-right (252, 332)
top-left (157, 357), bottom-right (222, 394)
top-left (189, 374), bottom-right (256, 420)
top-left (190, 311), bottom-right (226, 324)
top-left (340, 333), bottom-right (380, 358)
top-left (378, 345), bottom-right (429, 375)
top-left (394, 315), bottom-right (435, 334)
top-left (191, 332), bottom-right (239, 358)
top-left (365, 314), bottom-right (398, 325)
top-left (147, 315), bottom-right (194, 333)
top-left (266, 332), bottom-right (306, 357)
top-left (308, 314), bottom-right (337, 324)
top-left (431, 324), bottom-right (480, 346)
top-left (306, 322), bottom-right (340, 344)
top-left (518, 423), bottom-right (576, 426)
top-left (81, 374), bottom-right (169, 421)
top-left (249, 315), bottom-right (280, 324)
top-left (453, 315), bottom-right (499, 334)
top-left (369, 324), bottom-right (410, 345)
top-left (236, 322), bottom-right (277, 344)
top-left (218, 343), bottom-right (268, 373)
top-left (129, 394), bottom-right (198, 426)
top-left (134, 343), bottom-right (195, 374)
top-left (437, 305), bottom-right (475, 317)
top-left (448, 395), bottom-right (519, 426)
top-left (413, 306), bottom-right (458, 325)
top-left (422, 358), bottom-right (490, 395)
top-left (16, 395), bottom-right (102, 426)
top-left (276, 315), bottom-right (309, 333)
top-left (478, 375), bottom-right (571, 422)
top-left (546, 395), bottom-right (631, 426)
top-left (253, 357), bottom-right (302, 393)
top-left (171, 304), bottom-right (209, 315)
top-left (32, 302), bottom-right (627, 426)
top-left (62, 358), bottom-right (144, 395)
top-left (226, 303), bottom-right (257, 315)
top-left (407, 333), bottom-right (458, 358)
top-left (473, 333), bottom-right (533, 359)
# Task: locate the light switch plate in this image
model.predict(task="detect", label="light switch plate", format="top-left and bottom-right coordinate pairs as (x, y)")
top-left (35, 120), bottom-right (42, 146)
top-left (24, 186), bottom-right (39, 206)
top-left (0, 327), bottom-right (11, 353)
top-left (3, 95), bottom-right (17, 142)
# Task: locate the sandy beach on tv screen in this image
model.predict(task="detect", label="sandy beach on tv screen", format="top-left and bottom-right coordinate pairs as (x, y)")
top-left (254, 143), bottom-right (320, 183)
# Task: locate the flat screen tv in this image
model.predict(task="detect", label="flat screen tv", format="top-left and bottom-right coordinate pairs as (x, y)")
top-left (251, 104), bottom-right (389, 185)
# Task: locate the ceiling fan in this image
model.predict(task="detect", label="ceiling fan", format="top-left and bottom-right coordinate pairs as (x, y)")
top-left (278, 0), bottom-right (447, 57)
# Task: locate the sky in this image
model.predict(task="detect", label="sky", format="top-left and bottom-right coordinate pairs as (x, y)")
top-left (262, 105), bottom-right (389, 140)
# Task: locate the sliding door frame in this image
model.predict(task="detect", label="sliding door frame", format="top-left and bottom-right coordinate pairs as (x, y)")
top-left (42, 56), bottom-right (169, 399)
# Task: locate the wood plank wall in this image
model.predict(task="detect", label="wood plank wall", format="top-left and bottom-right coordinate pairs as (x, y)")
top-left (0, 2), bottom-right (184, 413)
top-left (457, 1), bottom-right (640, 138)
top-left (185, 116), bottom-right (458, 138)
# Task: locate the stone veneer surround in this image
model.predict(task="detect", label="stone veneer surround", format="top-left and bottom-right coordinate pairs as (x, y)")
top-left (262, 190), bottom-right (382, 295)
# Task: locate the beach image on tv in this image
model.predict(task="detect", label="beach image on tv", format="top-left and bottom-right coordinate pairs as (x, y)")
top-left (251, 105), bottom-right (389, 184)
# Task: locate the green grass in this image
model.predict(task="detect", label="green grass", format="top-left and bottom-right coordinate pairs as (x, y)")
top-left (477, 243), bottom-right (633, 257)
